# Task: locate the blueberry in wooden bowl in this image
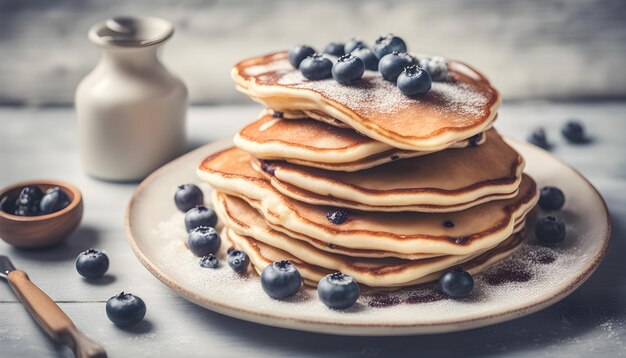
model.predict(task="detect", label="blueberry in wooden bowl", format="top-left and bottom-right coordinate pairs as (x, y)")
top-left (0, 180), bottom-right (83, 249)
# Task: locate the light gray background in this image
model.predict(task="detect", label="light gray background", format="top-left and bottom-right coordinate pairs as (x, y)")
top-left (0, 0), bottom-right (625, 105)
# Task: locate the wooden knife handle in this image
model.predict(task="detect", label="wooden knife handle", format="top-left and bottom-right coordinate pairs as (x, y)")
top-left (7, 270), bottom-right (107, 358)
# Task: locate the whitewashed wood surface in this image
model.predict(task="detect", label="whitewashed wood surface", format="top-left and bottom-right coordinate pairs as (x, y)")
top-left (0, 103), bottom-right (625, 357)
top-left (0, 0), bottom-right (625, 105)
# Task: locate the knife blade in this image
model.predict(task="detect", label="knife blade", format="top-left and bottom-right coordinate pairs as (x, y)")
top-left (0, 255), bottom-right (107, 358)
top-left (0, 255), bottom-right (16, 278)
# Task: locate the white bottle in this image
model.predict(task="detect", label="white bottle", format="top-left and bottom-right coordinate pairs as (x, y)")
top-left (76, 16), bottom-right (187, 181)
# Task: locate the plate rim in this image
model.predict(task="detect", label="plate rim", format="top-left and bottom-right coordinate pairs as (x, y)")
top-left (124, 138), bottom-right (611, 335)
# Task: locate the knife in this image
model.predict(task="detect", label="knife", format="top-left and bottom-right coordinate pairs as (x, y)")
top-left (0, 255), bottom-right (107, 358)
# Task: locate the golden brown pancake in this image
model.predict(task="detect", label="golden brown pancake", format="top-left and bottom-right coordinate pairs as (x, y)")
top-left (224, 227), bottom-right (525, 288)
top-left (215, 189), bottom-right (527, 266)
top-left (252, 129), bottom-right (523, 212)
top-left (197, 148), bottom-right (538, 255)
top-left (235, 110), bottom-right (487, 172)
top-left (214, 191), bottom-right (443, 260)
top-left (232, 52), bottom-right (501, 151)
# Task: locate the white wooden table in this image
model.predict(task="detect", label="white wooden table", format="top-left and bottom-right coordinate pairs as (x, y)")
top-left (1, 103), bottom-right (625, 357)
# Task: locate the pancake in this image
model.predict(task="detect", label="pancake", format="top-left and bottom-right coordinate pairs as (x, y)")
top-left (252, 129), bottom-right (523, 211)
top-left (232, 52), bottom-right (501, 152)
top-left (235, 110), bottom-right (487, 172)
top-left (214, 190), bottom-right (442, 260)
top-left (197, 149), bottom-right (538, 255)
top-left (224, 227), bottom-right (525, 288)
top-left (215, 189), bottom-right (527, 269)
top-left (224, 228), bottom-right (331, 287)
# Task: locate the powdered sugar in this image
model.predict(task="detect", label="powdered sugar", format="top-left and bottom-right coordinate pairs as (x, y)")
top-left (129, 140), bottom-right (610, 333)
top-left (149, 209), bottom-right (595, 326)
top-left (249, 59), bottom-right (492, 117)
top-left (278, 70), bottom-right (416, 115)
top-left (243, 59), bottom-right (290, 77)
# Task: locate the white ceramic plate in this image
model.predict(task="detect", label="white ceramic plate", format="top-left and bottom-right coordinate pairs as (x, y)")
top-left (125, 138), bottom-right (610, 336)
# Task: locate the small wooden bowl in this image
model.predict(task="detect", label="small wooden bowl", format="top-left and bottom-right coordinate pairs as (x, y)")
top-left (0, 180), bottom-right (83, 249)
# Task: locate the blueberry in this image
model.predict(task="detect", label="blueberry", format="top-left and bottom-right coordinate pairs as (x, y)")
top-left (561, 120), bottom-right (587, 143)
top-left (372, 34), bottom-right (407, 59)
top-left (18, 186), bottom-right (44, 204)
top-left (14, 186), bottom-right (44, 216)
top-left (187, 226), bottom-right (221, 256)
top-left (14, 205), bottom-right (37, 217)
top-left (344, 38), bottom-right (367, 54)
top-left (527, 127), bottom-right (550, 150)
top-left (420, 56), bottom-right (448, 81)
top-left (75, 248), bottom-right (109, 279)
top-left (317, 272), bottom-right (360, 309)
top-left (39, 187), bottom-right (71, 215)
top-left (228, 250), bottom-right (249, 273)
top-left (439, 267), bottom-right (474, 298)
top-left (261, 260), bottom-right (302, 299)
top-left (351, 48), bottom-right (379, 71)
top-left (442, 220), bottom-right (455, 228)
top-left (261, 161), bottom-right (275, 176)
top-left (0, 195), bottom-right (16, 214)
top-left (288, 45), bottom-right (316, 69)
top-left (332, 54), bottom-right (365, 84)
top-left (323, 42), bottom-right (345, 57)
top-left (535, 216), bottom-right (566, 245)
top-left (326, 209), bottom-right (348, 224)
top-left (539, 186), bottom-right (565, 211)
top-left (106, 292), bottom-right (146, 327)
top-left (468, 133), bottom-right (483, 146)
top-left (199, 253), bottom-right (219, 268)
top-left (184, 206), bottom-right (217, 232)
top-left (174, 184), bottom-right (204, 212)
top-left (379, 51), bottom-right (415, 82)
top-left (299, 54), bottom-right (333, 80)
top-left (397, 65), bottom-right (432, 96)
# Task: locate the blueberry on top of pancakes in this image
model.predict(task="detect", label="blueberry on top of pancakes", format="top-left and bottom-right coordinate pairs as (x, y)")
top-left (372, 34), bottom-right (407, 59)
top-left (323, 42), bottom-right (345, 57)
top-left (420, 56), bottom-right (448, 81)
top-left (332, 54), bottom-right (365, 84)
top-left (351, 47), bottom-right (379, 71)
top-left (299, 54), bottom-right (333, 80)
top-left (379, 51), bottom-right (415, 82)
top-left (344, 38), bottom-right (367, 54)
top-left (397, 65), bottom-right (432, 96)
top-left (288, 45), bottom-right (316, 69)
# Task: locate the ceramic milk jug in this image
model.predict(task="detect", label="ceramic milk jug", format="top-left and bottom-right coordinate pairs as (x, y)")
top-left (76, 16), bottom-right (187, 181)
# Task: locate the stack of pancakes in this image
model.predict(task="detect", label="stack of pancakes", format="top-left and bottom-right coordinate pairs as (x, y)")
top-left (197, 52), bottom-right (539, 289)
